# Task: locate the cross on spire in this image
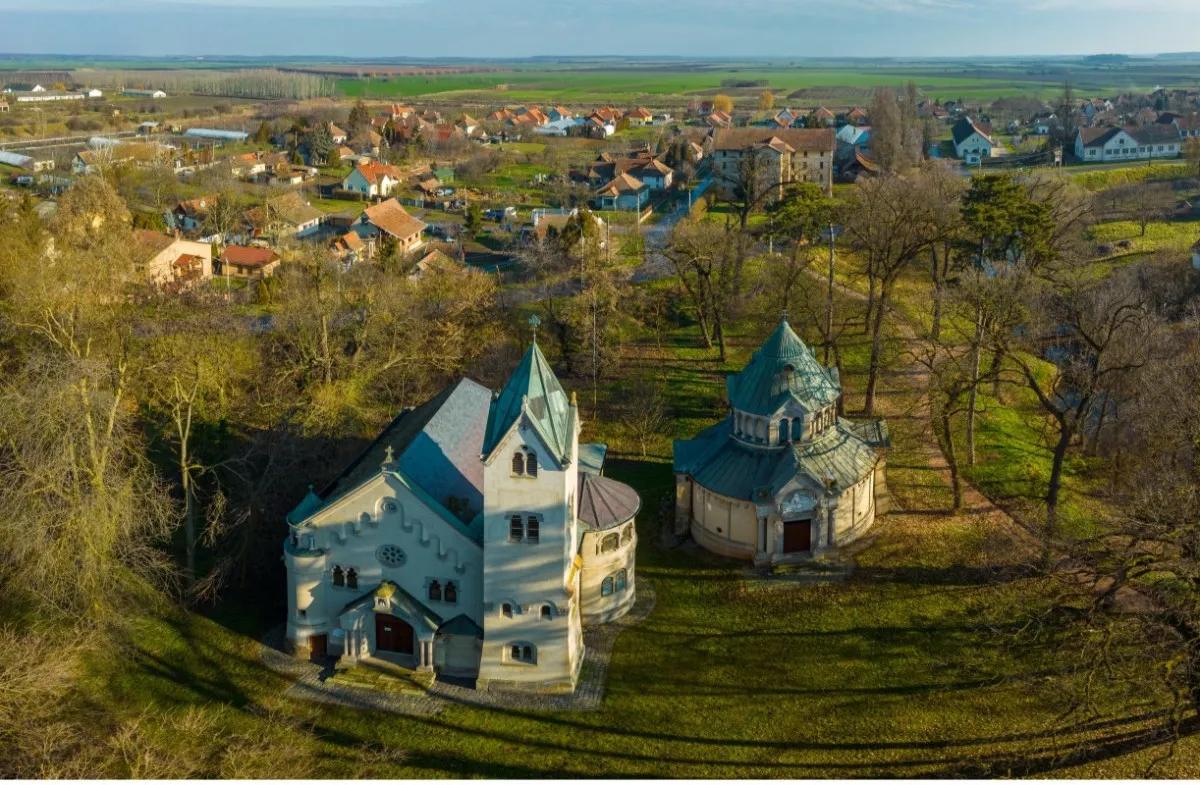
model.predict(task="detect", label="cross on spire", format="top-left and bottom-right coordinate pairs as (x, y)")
top-left (528, 314), bottom-right (541, 344)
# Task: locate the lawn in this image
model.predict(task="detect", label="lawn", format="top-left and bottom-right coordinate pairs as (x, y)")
top-left (73, 281), bottom-right (1199, 777)
top-left (1088, 217), bottom-right (1200, 254)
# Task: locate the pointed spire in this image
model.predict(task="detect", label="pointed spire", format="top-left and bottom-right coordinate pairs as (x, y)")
top-left (528, 314), bottom-right (541, 345)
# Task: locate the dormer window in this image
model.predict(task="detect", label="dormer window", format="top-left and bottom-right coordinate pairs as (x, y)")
top-left (779, 417), bottom-right (790, 444)
top-left (526, 450), bottom-right (538, 477)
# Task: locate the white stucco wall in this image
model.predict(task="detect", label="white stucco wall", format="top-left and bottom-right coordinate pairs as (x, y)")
top-left (580, 523), bottom-right (636, 624)
top-left (284, 472), bottom-right (484, 657)
top-left (477, 410), bottom-right (583, 691)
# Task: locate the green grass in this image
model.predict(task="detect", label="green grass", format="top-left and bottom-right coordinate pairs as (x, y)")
top-left (1071, 163), bottom-right (1194, 191)
top-left (1089, 218), bottom-right (1200, 253)
top-left (64, 264), bottom-right (1199, 777)
top-left (309, 197), bottom-right (366, 216)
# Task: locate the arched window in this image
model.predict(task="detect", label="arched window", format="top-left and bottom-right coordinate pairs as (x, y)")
top-left (510, 515), bottom-right (523, 541)
top-left (428, 580), bottom-right (442, 602)
top-left (601, 533), bottom-right (619, 553)
top-left (540, 604), bottom-right (552, 620)
top-left (779, 417), bottom-right (790, 443)
top-left (526, 516), bottom-right (540, 543)
top-left (522, 645), bottom-right (534, 662)
top-left (621, 524), bottom-right (633, 544)
top-left (444, 581), bottom-right (457, 604)
top-left (615, 569), bottom-right (627, 592)
top-left (792, 418), bottom-right (801, 441)
top-left (509, 643), bottom-right (536, 663)
top-left (601, 576), bottom-right (614, 596)
top-left (501, 602), bottom-right (513, 618)
top-left (512, 451), bottom-right (525, 475)
top-left (526, 450), bottom-right (538, 478)
top-left (756, 418), bottom-right (766, 440)
top-left (332, 565), bottom-right (344, 587)
top-left (346, 568), bottom-right (358, 590)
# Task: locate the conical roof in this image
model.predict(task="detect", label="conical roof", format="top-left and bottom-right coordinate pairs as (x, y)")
top-left (726, 319), bottom-right (840, 416)
top-left (482, 340), bottom-right (573, 462)
top-left (577, 472), bottom-right (641, 530)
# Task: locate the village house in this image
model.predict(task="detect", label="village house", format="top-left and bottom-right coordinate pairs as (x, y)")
top-left (673, 317), bottom-right (888, 564)
top-left (844, 107), bottom-right (869, 126)
top-left (282, 329), bottom-right (640, 691)
top-left (767, 108), bottom-right (800, 129)
top-left (71, 141), bottom-right (168, 175)
top-left (709, 127), bottom-right (836, 199)
top-left (409, 248), bottom-right (460, 279)
top-left (329, 122), bottom-right (348, 144)
top-left (548, 106), bottom-right (574, 122)
top-left (951, 117), bottom-right (994, 162)
top-left (1081, 98), bottom-right (1114, 121)
top-left (121, 88), bottom-right (167, 98)
top-left (808, 106), bottom-right (836, 127)
top-left (1173, 115), bottom-right (1200, 140)
top-left (246, 191), bottom-right (324, 239)
top-left (594, 173), bottom-right (649, 211)
top-left (171, 194), bottom-right (218, 233)
top-left (704, 110), bottom-right (733, 129)
top-left (624, 107), bottom-right (653, 127)
top-left (217, 245), bottom-right (281, 280)
top-left (362, 198), bottom-right (427, 253)
top-left (133, 229), bottom-right (213, 292)
top-left (1074, 125), bottom-right (1184, 162)
top-left (343, 160), bottom-right (403, 199)
top-left (330, 230), bottom-right (368, 264)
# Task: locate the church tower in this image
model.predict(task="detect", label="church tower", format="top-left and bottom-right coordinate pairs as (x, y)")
top-left (476, 319), bottom-right (583, 691)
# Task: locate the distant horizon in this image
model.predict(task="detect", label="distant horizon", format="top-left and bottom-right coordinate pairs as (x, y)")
top-left (2, 1), bottom-right (1199, 60)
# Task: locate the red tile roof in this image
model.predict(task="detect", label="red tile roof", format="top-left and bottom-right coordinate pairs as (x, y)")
top-left (363, 198), bottom-right (427, 240)
top-left (221, 245), bottom-right (280, 268)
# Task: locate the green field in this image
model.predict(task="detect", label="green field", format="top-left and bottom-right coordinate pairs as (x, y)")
top-left (330, 59), bottom-right (1200, 105)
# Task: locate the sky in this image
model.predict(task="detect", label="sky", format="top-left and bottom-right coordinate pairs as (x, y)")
top-left (1, 0), bottom-right (1199, 58)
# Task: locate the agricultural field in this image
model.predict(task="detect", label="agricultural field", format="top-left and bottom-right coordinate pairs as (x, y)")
top-left (328, 57), bottom-right (1200, 107)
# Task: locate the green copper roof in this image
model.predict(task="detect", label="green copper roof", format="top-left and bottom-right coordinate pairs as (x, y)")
top-left (674, 417), bottom-right (880, 502)
top-left (726, 319), bottom-right (840, 416)
top-left (482, 340), bottom-right (574, 462)
top-left (287, 486), bottom-right (324, 525)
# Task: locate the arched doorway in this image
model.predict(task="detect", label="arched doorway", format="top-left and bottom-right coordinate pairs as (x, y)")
top-left (374, 613), bottom-right (414, 655)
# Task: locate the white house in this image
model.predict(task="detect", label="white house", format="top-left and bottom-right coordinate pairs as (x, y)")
top-left (342, 160), bottom-right (402, 198)
top-left (283, 332), bottom-right (640, 692)
top-left (85, 89), bottom-right (103, 98)
top-left (1075, 125), bottom-right (1183, 163)
top-left (951, 117), bottom-right (994, 161)
top-left (836, 124), bottom-right (871, 148)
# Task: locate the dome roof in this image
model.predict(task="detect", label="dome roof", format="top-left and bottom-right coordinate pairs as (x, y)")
top-left (577, 472), bottom-right (641, 530)
top-left (726, 319), bottom-right (840, 416)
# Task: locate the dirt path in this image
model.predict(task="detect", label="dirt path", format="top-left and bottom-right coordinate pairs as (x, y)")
top-left (810, 268), bottom-right (1040, 554)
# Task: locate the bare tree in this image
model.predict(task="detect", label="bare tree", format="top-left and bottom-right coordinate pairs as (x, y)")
top-left (620, 378), bottom-right (670, 457)
top-left (664, 218), bottom-right (739, 361)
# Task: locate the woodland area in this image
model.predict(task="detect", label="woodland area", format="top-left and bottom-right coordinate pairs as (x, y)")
top-left (4, 95), bottom-right (1200, 773)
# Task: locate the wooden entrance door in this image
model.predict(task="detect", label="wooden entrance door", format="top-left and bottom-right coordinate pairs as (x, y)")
top-left (375, 613), bottom-right (414, 655)
top-left (308, 633), bottom-right (328, 658)
top-left (783, 519), bottom-right (812, 553)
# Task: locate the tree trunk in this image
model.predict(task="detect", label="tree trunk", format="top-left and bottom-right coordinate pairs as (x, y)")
top-left (966, 300), bottom-right (983, 466)
top-left (182, 445), bottom-right (195, 584)
top-left (864, 275), bottom-right (877, 336)
top-left (825, 228), bottom-right (835, 365)
top-left (930, 246), bottom-right (943, 342)
top-left (941, 409), bottom-right (963, 511)
top-left (863, 287), bottom-right (888, 416)
top-left (1046, 421), bottom-right (1073, 530)
top-left (320, 313), bottom-right (332, 385)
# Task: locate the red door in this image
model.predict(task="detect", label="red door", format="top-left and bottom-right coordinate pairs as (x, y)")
top-left (309, 633), bottom-right (327, 658)
top-left (783, 520), bottom-right (812, 553)
top-left (375, 614), bottom-right (414, 654)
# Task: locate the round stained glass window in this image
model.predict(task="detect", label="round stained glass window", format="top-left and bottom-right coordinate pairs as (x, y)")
top-left (377, 544), bottom-right (406, 568)
top-left (382, 499), bottom-right (398, 515)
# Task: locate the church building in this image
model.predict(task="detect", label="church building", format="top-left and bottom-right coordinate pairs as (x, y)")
top-left (283, 329), bottom-right (639, 694)
top-left (673, 318), bottom-right (889, 564)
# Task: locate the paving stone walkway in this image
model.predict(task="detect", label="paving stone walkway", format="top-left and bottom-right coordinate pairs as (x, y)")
top-left (260, 578), bottom-right (656, 715)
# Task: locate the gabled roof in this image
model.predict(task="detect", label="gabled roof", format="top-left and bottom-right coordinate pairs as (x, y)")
top-left (726, 318), bottom-right (840, 416)
top-left (811, 106), bottom-right (835, 119)
top-left (363, 198), bottom-right (427, 240)
top-left (351, 160), bottom-right (400, 185)
top-left (342, 580), bottom-right (443, 632)
top-left (267, 191), bottom-right (322, 226)
top-left (951, 117), bottom-right (993, 146)
top-left (597, 171), bottom-right (648, 196)
top-left (319, 377), bottom-right (492, 540)
top-left (134, 229), bottom-right (176, 260)
top-left (221, 245), bottom-right (280, 267)
top-left (174, 193), bottom-right (218, 219)
top-left (482, 340), bottom-right (573, 463)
